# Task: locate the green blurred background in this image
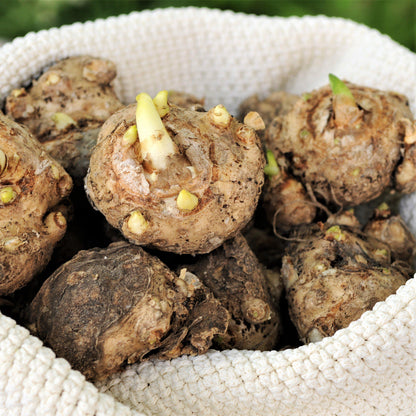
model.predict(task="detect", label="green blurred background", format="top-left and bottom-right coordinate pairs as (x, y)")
top-left (0, 0), bottom-right (415, 52)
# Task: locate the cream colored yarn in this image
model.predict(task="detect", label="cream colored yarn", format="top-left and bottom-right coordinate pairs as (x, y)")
top-left (0, 7), bottom-right (415, 416)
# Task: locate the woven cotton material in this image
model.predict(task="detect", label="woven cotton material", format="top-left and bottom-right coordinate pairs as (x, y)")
top-left (0, 313), bottom-right (144, 416)
top-left (0, 7), bottom-right (415, 416)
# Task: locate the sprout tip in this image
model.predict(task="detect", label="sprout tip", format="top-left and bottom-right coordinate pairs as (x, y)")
top-left (135, 92), bottom-right (177, 170)
top-left (264, 150), bottom-right (279, 178)
top-left (177, 189), bottom-right (199, 211)
top-left (328, 74), bottom-right (355, 101)
top-left (127, 211), bottom-right (149, 235)
top-left (153, 90), bottom-right (170, 117)
top-left (122, 125), bottom-right (138, 146)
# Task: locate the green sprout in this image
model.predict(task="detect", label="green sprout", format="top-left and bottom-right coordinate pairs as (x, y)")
top-left (377, 202), bottom-right (390, 212)
top-left (328, 73), bottom-right (355, 103)
top-left (328, 74), bottom-right (361, 128)
top-left (264, 150), bottom-right (279, 178)
top-left (302, 92), bottom-right (312, 101)
top-left (325, 225), bottom-right (345, 241)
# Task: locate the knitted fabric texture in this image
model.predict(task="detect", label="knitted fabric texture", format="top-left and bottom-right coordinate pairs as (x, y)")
top-left (0, 7), bottom-right (415, 416)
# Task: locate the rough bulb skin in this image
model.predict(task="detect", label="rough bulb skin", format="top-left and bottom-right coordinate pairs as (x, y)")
top-left (5, 55), bottom-right (123, 180)
top-left (281, 220), bottom-right (412, 344)
top-left (263, 173), bottom-right (317, 232)
top-left (239, 91), bottom-right (317, 231)
top-left (180, 233), bottom-right (283, 350)
top-left (364, 203), bottom-right (416, 267)
top-left (27, 241), bottom-right (230, 381)
top-left (239, 91), bottom-right (299, 136)
top-left (266, 80), bottom-right (416, 208)
top-left (166, 90), bottom-right (205, 111)
top-left (85, 99), bottom-right (265, 254)
top-left (0, 113), bottom-right (73, 295)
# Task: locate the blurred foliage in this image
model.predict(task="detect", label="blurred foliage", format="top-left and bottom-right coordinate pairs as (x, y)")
top-left (0, 0), bottom-right (414, 51)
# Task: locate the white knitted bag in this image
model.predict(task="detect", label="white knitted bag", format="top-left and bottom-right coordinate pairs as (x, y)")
top-left (0, 7), bottom-right (415, 416)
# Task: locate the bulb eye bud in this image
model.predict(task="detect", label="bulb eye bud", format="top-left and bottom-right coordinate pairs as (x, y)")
top-left (177, 189), bottom-right (199, 211)
top-left (11, 88), bottom-right (26, 98)
top-left (208, 105), bottom-right (231, 128)
top-left (0, 186), bottom-right (17, 205)
top-left (50, 164), bottom-right (61, 180)
top-left (122, 125), bottom-right (138, 146)
top-left (325, 225), bottom-right (345, 241)
top-left (127, 211), bottom-right (149, 234)
top-left (45, 72), bottom-right (61, 85)
top-left (153, 90), bottom-right (170, 117)
top-left (51, 112), bottom-right (77, 130)
top-left (243, 111), bottom-right (265, 131)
